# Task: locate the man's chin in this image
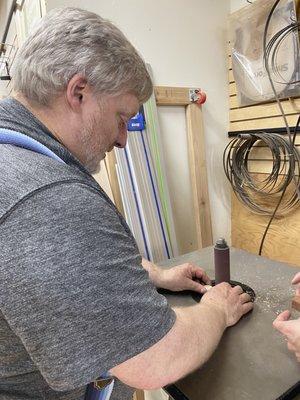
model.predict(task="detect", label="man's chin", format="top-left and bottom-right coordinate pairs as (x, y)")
top-left (90, 163), bottom-right (101, 174)
top-left (87, 155), bottom-right (105, 174)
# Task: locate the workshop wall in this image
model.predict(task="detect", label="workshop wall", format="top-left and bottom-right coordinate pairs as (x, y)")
top-left (230, 0), bottom-right (251, 12)
top-left (0, 0), bottom-right (10, 94)
top-left (0, 0), bottom-right (14, 39)
top-left (228, 0), bottom-right (300, 266)
top-left (0, 0), bottom-right (18, 98)
top-left (44, 0), bottom-right (232, 255)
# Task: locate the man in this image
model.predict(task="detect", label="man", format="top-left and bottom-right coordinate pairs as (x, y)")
top-left (273, 272), bottom-right (300, 361)
top-left (0, 7), bottom-right (253, 400)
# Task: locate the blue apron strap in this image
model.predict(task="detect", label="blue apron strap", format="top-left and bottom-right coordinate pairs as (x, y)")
top-left (0, 128), bottom-right (65, 163)
top-left (0, 127), bottom-right (114, 400)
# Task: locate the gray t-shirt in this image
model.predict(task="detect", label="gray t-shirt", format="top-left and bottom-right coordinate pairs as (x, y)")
top-left (0, 98), bottom-right (176, 400)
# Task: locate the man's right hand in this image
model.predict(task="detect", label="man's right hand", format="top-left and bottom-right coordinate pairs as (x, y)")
top-left (110, 282), bottom-right (254, 390)
top-left (201, 282), bottom-right (254, 327)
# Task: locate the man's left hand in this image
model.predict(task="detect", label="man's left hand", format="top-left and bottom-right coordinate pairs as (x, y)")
top-left (157, 263), bottom-right (211, 294)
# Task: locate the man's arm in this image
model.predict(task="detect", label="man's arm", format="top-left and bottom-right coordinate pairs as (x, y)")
top-left (1, 182), bottom-right (251, 392)
top-left (110, 283), bottom-right (253, 390)
top-left (141, 258), bottom-right (164, 286)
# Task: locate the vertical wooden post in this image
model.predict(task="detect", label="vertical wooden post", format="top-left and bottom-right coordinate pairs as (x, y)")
top-left (105, 150), bottom-right (125, 216)
top-left (185, 103), bottom-right (213, 248)
top-left (133, 390), bottom-right (145, 400)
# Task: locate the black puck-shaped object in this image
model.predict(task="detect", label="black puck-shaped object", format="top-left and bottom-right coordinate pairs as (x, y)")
top-left (191, 280), bottom-right (256, 303)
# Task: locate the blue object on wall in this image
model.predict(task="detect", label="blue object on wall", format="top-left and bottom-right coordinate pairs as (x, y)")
top-left (127, 112), bottom-right (145, 131)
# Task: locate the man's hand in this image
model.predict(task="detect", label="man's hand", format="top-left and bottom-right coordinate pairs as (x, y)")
top-left (112, 263), bottom-right (254, 389)
top-left (292, 272), bottom-right (300, 296)
top-left (273, 271), bottom-right (300, 361)
top-left (157, 263), bottom-right (211, 294)
top-left (142, 258), bottom-right (211, 294)
top-left (111, 280), bottom-right (254, 389)
top-left (201, 283), bottom-right (253, 327)
top-left (273, 310), bottom-right (300, 361)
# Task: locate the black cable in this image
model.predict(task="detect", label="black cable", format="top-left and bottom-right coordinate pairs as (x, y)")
top-left (258, 0), bottom-right (300, 254)
top-left (258, 116), bottom-right (300, 255)
top-left (263, 0), bottom-right (300, 159)
top-left (264, 10), bottom-right (300, 85)
top-left (265, 22), bottom-right (300, 86)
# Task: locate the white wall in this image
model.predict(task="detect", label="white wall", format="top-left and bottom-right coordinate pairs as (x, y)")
top-left (0, 0), bottom-right (13, 39)
top-left (0, 0), bottom-right (16, 98)
top-left (49, 0), bottom-right (232, 253)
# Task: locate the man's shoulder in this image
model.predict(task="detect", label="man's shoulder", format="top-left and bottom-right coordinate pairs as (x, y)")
top-left (0, 143), bottom-right (100, 217)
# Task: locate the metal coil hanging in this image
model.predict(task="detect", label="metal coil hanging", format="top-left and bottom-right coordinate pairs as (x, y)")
top-left (223, 132), bottom-right (300, 216)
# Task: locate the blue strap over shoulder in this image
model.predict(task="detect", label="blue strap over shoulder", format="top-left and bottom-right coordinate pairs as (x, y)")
top-left (0, 128), bottom-right (66, 163)
top-left (0, 127), bottom-right (114, 400)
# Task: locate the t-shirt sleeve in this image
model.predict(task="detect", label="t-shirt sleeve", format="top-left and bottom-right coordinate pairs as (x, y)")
top-left (0, 182), bottom-right (176, 391)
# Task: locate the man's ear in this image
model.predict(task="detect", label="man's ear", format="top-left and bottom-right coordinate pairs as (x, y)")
top-left (66, 74), bottom-right (89, 111)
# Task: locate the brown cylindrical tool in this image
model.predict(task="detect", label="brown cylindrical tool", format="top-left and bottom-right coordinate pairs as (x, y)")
top-left (214, 238), bottom-right (230, 284)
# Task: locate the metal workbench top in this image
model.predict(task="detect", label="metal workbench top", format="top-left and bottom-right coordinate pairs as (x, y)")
top-left (158, 246), bottom-right (300, 400)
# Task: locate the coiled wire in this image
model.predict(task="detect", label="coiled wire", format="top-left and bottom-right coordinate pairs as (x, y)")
top-left (264, 14), bottom-right (300, 87)
top-left (223, 131), bottom-right (300, 216)
top-left (228, 1), bottom-right (300, 255)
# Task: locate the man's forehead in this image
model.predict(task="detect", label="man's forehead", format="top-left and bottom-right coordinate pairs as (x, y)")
top-left (118, 95), bottom-right (140, 114)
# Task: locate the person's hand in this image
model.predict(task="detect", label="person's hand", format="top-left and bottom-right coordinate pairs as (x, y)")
top-left (292, 272), bottom-right (300, 296)
top-left (273, 311), bottom-right (300, 361)
top-left (201, 283), bottom-right (253, 327)
top-left (157, 263), bottom-right (211, 294)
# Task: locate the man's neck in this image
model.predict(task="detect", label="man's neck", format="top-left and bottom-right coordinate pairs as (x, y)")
top-left (13, 93), bottom-right (67, 146)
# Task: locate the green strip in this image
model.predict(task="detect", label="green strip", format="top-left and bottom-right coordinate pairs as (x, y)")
top-left (144, 95), bottom-right (173, 249)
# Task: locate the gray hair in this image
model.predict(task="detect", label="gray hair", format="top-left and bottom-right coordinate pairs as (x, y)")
top-left (12, 7), bottom-right (153, 105)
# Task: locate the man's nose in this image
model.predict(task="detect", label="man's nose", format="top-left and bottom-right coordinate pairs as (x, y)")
top-left (114, 125), bottom-right (128, 149)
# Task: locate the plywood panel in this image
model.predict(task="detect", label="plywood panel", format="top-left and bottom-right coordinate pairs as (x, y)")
top-left (230, 99), bottom-right (300, 121)
top-left (231, 191), bottom-right (300, 266)
top-left (229, 114), bottom-right (299, 131)
top-left (229, 82), bottom-right (237, 97)
top-left (246, 160), bottom-right (296, 174)
top-left (229, 95), bottom-right (239, 109)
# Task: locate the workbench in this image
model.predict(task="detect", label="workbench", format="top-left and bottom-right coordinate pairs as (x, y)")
top-left (158, 246), bottom-right (300, 400)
